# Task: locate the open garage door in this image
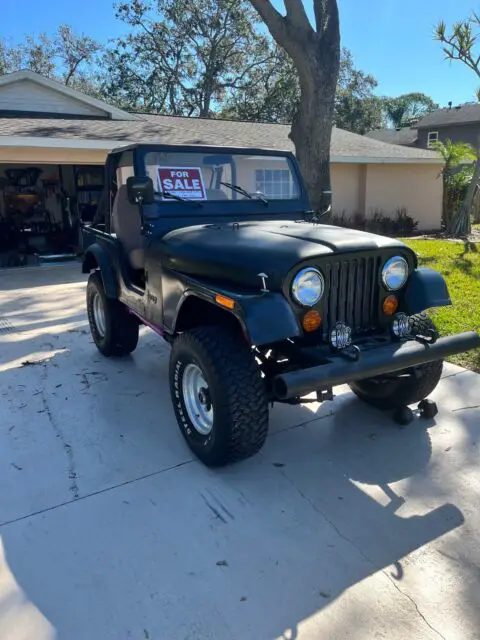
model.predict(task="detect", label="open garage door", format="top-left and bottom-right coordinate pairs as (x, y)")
top-left (0, 157), bottom-right (106, 268)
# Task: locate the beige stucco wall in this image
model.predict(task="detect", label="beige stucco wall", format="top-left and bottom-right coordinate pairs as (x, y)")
top-left (364, 163), bottom-right (442, 231)
top-left (0, 145), bottom-right (443, 230)
top-left (331, 162), bottom-right (442, 231)
top-left (331, 163), bottom-right (363, 215)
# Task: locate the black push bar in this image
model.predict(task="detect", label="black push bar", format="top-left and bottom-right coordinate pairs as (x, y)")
top-left (273, 331), bottom-right (480, 400)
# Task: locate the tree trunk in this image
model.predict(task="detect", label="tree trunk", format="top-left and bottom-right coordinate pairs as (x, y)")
top-left (291, 67), bottom-right (336, 212)
top-left (473, 186), bottom-right (480, 223)
top-left (441, 174), bottom-right (449, 228)
top-left (448, 158), bottom-right (480, 236)
top-left (248, 0), bottom-right (340, 214)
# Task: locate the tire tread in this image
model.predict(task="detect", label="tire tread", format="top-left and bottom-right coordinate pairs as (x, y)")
top-left (170, 326), bottom-right (268, 466)
top-left (349, 314), bottom-right (443, 409)
top-left (87, 271), bottom-right (139, 357)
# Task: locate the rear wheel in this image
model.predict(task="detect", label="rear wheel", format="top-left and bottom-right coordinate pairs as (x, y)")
top-left (86, 271), bottom-right (139, 357)
top-left (169, 326), bottom-right (268, 466)
top-left (349, 315), bottom-right (443, 409)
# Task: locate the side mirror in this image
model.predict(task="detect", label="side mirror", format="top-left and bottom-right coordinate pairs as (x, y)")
top-left (126, 176), bottom-right (154, 205)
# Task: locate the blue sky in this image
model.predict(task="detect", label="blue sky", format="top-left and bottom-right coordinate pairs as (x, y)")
top-left (0, 0), bottom-right (477, 106)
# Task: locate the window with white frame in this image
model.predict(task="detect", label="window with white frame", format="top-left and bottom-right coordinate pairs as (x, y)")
top-left (255, 168), bottom-right (295, 199)
top-left (427, 131), bottom-right (439, 148)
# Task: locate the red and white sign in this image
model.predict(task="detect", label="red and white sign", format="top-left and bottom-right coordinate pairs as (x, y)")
top-left (157, 167), bottom-right (206, 200)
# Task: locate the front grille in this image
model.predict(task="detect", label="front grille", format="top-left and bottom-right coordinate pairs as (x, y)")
top-left (322, 256), bottom-right (380, 339)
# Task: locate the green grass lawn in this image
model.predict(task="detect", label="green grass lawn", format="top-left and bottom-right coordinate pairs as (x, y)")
top-left (403, 238), bottom-right (480, 372)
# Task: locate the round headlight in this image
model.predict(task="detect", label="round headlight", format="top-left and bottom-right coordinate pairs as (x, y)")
top-left (382, 256), bottom-right (409, 291)
top-left (291, 267), bottom-right (324, 306)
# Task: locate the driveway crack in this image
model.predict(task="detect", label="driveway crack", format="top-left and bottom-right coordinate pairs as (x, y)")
top-left (384, 575), bottom-right (446, 640)
top-left (279, 469), bottom-right (446, 640)
top-left (452, 404), bottom-right (480, 412)
top-left (40, 364), bottom-right (79, 499)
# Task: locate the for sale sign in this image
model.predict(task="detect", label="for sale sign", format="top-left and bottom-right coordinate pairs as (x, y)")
top-left (157, 167), bottom-right (206, 200)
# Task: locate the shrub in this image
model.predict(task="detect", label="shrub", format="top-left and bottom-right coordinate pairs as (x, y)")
top-left (393, 207), bottom-right (418, 235)
top-left (331, 207), bottom-right (418, 236)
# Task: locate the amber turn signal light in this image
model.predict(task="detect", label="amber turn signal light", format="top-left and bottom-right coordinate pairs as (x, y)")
top-left (383, 295), bottom-right (399, 316)
top-left (215, 294), bottom-right (235, 310)
top-left (302, 309), bottom-right (322, 332)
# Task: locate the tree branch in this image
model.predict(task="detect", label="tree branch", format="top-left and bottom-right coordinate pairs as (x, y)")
top-left (284, 0), bottom-right (313, 34)
top-left (436, 17), bottom-right (480, 80)
top-left (249, 0), bottom-right (289, 48)
top-left (65, 57), bottom-right (84, 86)
top-left (314, 0), bottom-right (340, 41)
top-left (219, 54), bottom-right (276, 88)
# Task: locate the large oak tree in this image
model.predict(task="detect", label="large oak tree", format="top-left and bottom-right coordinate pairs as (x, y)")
top-left (222, 45), bottom-right (382, 136)
top-left (104, 0), bottom-right (272, 117)
top-left (248, 0), bottom-right (340, 212)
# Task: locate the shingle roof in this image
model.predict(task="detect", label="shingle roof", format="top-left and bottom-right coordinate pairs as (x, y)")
top-left (0, 112), bottom-right (441, 163)
top-left (415, 104), bottom-right (480, 129)
top-left (364, 127), bottom-right (418, 147)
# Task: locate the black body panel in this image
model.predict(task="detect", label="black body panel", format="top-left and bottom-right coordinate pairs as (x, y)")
top-left (160, 220), bottom-right (406, 290)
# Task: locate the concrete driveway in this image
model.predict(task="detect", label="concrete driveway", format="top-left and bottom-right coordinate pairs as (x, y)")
top-left (1, 265), bottom-right (479, 640)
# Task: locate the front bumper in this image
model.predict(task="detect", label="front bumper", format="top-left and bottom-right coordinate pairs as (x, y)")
top-left (273, 331), bottom-right (480, 400)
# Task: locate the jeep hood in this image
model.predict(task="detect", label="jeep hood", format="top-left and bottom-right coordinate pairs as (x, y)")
top-left (160, 220), bottom-right (406, 289)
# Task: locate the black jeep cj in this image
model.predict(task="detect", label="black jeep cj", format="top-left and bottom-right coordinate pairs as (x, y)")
top-left (82, 143), bottom-right (480, 466)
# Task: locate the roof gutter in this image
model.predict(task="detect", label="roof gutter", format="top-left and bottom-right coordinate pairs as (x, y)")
top-left (0, 136), bottom-right (125, 150)
top-left (330, 155), bottom-right (444, 165)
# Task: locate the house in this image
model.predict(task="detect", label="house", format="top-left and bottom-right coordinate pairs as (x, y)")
top-left (364, 127), bottom-right (418, 147)
top-left (0, 70), bottom-right (443, 266)
top-left (414, 103), bottom-right (480, 150)
top-left (366, 103), bottom-right (480, 151)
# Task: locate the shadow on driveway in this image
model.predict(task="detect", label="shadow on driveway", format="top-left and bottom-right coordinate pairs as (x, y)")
top-left (0, 265), bottom-right (470, 639)
top-left (0, 342), bottom-right (465, 639)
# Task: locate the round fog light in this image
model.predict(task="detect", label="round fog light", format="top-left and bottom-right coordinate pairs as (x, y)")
top-left (392, 313), bottom-right (411, 338)
top-left (330, 321), bottom-right (352, 350)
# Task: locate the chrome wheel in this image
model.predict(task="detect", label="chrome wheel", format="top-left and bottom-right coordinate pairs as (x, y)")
top-left (182, 363), bottom-right (214, 435)
top-left (93, 292), bottom-right (106, 338)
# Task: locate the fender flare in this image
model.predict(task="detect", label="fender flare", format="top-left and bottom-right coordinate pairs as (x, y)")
top-left (236, 292), bottom-right (301, 345)
top-left (82, 244), bottom-right (117, 298)
top-left (174, 288), bottom-right (301, 346)
top-left (404, 267), bottom-right (451, 314)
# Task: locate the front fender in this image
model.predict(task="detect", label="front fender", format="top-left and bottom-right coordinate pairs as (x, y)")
top-left (167, 271), bottom-right (300, 345)
top-left (404, 268), bottom-right (451, 314)
top-left (236, 292), bottom-right (301, 345)
top-left (82, 243), bottom-right (117, 298)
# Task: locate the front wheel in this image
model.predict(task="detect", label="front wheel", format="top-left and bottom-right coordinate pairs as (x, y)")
top-left (169, 326), bottom-right (268, 466)
top-left (349, 315), bottom-right (443, 409)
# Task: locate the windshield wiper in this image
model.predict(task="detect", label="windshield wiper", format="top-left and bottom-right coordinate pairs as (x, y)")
top-left (220, 181), bottom-right (268, 205)
top-left (161, 190), bottom-right (203, 207)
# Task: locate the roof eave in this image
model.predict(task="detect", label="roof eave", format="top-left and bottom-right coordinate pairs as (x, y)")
top-left (0, 136), bottom-right (444, 163)
top-left (415, 119), bottom-right (480, 130)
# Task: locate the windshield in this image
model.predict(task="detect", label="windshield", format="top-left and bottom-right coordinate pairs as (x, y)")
top-left (144, 151), bottom-right (301, 202)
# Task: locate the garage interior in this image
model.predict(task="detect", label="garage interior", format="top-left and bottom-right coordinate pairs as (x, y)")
top-left (0, 162), bottom-right (103, 268)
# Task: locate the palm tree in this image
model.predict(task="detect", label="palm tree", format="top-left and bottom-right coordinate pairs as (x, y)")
top-left (383, 93), bottom-right (437, 128)
top-left (431, 139), bottom-right (477, 231)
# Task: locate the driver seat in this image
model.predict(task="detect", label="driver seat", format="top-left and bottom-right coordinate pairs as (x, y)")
top-left (111, 185), bottom-right (145, 270)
